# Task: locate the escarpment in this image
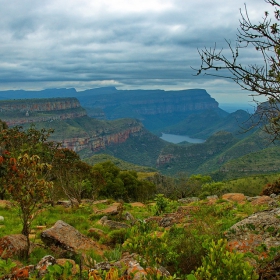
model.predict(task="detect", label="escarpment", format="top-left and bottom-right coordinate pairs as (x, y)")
top-left (60, 119), bottom-right (144, 153)
top-left (0, 98), bottom-right (86, 126)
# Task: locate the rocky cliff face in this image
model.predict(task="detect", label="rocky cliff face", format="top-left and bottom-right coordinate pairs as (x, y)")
top-left (81, 89), bottom-right (219, 118)
top-left (0, 98), bottom-right (80, 112)
top-left (0, 98), bottom-right (87, 126)
top-left (61, 123), bottom-right (143, 153)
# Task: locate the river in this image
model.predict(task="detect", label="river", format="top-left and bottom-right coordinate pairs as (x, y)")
top-left (160, 133), bottom-right (205, 144)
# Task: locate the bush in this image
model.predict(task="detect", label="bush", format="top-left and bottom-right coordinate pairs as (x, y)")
top-left (194, 239), bottom-right (258, 280)
top-left (261, 178), bottom-right (280, 196)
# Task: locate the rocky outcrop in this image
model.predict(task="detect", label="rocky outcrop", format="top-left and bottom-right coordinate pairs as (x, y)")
top-left (0, 97), bottom-right (80, 112)
top-left (61, 120), bottom-right (143, 152)
top-left (0, 98), bottom-right (87, 126)
top-left (0, 234), bottom-right (28, 259)
top-left (225, 208), bottom-right (280, 254)
top-left (41, 220), bottom-right (106, 256)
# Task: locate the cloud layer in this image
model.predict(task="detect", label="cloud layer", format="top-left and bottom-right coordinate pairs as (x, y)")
top-left (0, 0), bottom-right (273, 103)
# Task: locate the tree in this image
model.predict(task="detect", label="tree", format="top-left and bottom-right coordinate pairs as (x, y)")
top-left (52, 148), bottom-right (93, 205)
top-left (196, 0), bottom-right (280, 140)
top-left (0, 124), bottom-right (60, 199)
top-left (1, 153), bottom-right (53, 258)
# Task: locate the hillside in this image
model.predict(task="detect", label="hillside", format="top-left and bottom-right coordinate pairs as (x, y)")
top-left (84, 154), bottom-right (157, 172)
top-left (0, 95), bottom-right (279, 178)
top-left (162, 109), bottom-right (253, 139)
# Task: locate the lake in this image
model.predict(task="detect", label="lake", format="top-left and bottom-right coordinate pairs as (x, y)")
top-left (160, 133), bottom-right (205, 144)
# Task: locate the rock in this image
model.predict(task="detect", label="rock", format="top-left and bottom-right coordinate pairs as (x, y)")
top-left (0, 216), bottom-right (4, 222)
top-left (89, 253), bottom-right (170, 280)
top-left (0, 200), bottom-right (12, 209)
top-left (56, 200), bottom-right (79, 208)
top-left (225, 208), bottom-right (280, 254)
top-left (12, 265), bottom-right (35, 279)
top-left (159, 216), bottom-right (175, 228)
top-left (130, 202), bottom-right (145, 207)
top-left (125, 212), bottom-right (136, 224)
top-left (95, 203), bottom-right (120, 215)
top-left (102, 219), bottom-right (130, 229)
top-left (35, 255), bottom-right (56, 277)
top-left (41, 220), bottom-right (105, 256)
top-left (222, 193), bottom-right (246, 203)
top-left (178, 197), bottom-right (200, 204)
top-left (92, 199), bottom-right (108, 205)
top-left (246, 196), bottom-right (260, 202)
top-left (56, 200), bottom-right (72, 208)
top-left (0, 234), bottom-right (28, 259)
top-left (251, 195), bottom-right (272, 206)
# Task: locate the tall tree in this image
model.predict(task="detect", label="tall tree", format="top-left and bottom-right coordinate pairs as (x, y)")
top-left (196, 0), bottom-right (280, 140)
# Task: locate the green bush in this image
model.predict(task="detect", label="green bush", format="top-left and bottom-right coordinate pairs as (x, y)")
top-left (107, 228), bottom-right (127, 245)
top-left (194, 239), bottom-right (258, 280)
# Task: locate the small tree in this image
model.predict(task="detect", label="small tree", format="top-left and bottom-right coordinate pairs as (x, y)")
top-left (2, 153), bottom-right (53, 258)
top-left (196, 0), bottom-right (280, 140)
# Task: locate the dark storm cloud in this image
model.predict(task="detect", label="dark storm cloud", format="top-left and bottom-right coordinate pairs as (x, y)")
top-left (0, 0), bottom-right (273, 102)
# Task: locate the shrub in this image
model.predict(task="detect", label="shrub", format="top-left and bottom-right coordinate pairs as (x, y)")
top-left (107, 228), bottom-right (127, 245)
top-left (261, 178), bottom-right (280, 196)
top-left (194, 239), bottom-right (258, 280)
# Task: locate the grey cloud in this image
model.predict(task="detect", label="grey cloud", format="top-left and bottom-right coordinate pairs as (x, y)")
top-left (0, 0), bottom-right (273, 103)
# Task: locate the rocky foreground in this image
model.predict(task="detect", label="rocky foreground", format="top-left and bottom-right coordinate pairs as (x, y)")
top-left (0, 193), bottom-right (279, 279)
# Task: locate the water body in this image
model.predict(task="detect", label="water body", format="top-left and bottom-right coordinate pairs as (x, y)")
top-left (160, 133), bottom-right (205, 144)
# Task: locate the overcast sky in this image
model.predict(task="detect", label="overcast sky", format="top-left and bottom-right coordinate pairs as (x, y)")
top-left (0, 0), bottom-right (275, 104)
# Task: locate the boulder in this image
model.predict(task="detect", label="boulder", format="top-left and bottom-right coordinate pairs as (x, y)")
top-left (12, 265), bottom-right (35, 279)
top-left (225, 208), bottom-right (280, 254)
top-left (99, 216), bottom-right (130, 229)
top-left (41, 220), bottom-right (105, 256)
top-left (0, 234), bottom-right (28, 259)
top-left (35, 255), bottom-right (56, 277)
top-left (251, 195), bottom-right (272, 206)
top-left (95, 203), bottom-right (120, 215)
top-left (178, 197), bottom-right (200, 204)
top-left (222, 193), bottom-right (246, 203)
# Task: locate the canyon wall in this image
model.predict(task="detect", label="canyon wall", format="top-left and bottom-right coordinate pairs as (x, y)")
top-left (61, 121), bottom-right (143, 153)
top-left (0, 98), bottom-right (87, 126)
top-left (79, 89), bottom-right (219, 118)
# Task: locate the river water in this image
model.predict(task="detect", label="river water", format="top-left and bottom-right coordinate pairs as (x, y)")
top-left (160, 133), bottom-right (205, 144)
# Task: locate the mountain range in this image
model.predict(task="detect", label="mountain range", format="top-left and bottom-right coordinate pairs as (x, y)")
top-left (0, 87), bottom-right (278, 179)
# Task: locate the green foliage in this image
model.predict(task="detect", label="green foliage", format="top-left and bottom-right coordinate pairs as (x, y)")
top-left (194, 239), bottom-right (258, 280)
top-left (92, 161), bottom-right (156, 202)
top-left (199, 182), bottom-right (229, 199)
top-left (104, 245), bottom-right (123, 262)
top-left (107, 228), bottom-right (127, 245)
top-left (43, 261), bottom-right (74, 280)
top-left (152, 194), bottom-right (178, 215)
top-left (0, 258), bottom-right (16, 278)
top-left (84, 153), bottom-right (156, 172)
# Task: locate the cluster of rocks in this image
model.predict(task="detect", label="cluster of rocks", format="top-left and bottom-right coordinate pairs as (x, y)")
top-left (0, 219), bottom-right (169, 279)
top-left (0, 193), bottom-right (279, 279)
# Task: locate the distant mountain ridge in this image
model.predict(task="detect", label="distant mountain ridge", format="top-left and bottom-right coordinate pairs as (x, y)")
top-left (0, 87), bottom-right (220, 133)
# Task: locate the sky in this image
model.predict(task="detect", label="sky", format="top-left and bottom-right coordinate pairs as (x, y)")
top-left (0, 0), bottom-right (275, 104)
